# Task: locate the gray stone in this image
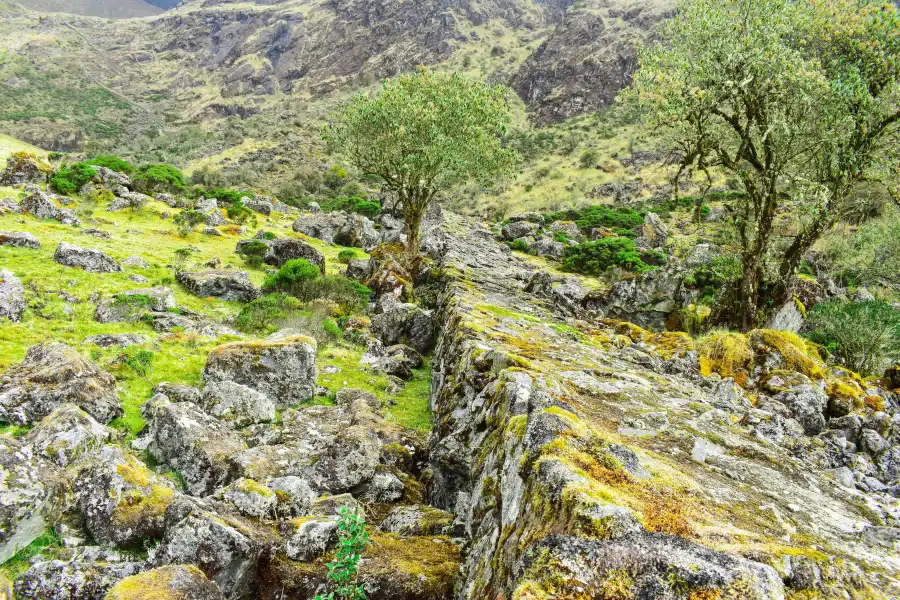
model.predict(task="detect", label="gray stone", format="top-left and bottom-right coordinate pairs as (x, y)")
top-left (200, 380), bottom-right (276, 427)
top-left (177, 269), bottom-right (259, 302)
top-left (530, 237), bottom-right (565, 260)
top-left (0, 342), bottom-right (121, 425)
top-left (370, 302), bottom-right (436, 354)
top-left (378, 504), bottom-right (454, 536)
top-left (267, 476), bottom-right (316, 517)
top-left (25, 403), bottom-right (110, 467)
top-left (0, 269), bottom-right (25, 322)
top-left (292, 211), bottom-right (379, 248)
top-left (107, 565), bottom-right (225, 600)
top-left (13, 547), bottom-right (145, 600)
top-left (222, 478), bottom-right (277, 519)
top-left (775, 386), bottom-right (827, 435)
top-left (53, 242), bottom-right (121, 273)
top-left (121, 255), bottom-right (149, 269)
top-left (640, 211), bottom-right (668, 248)
top-left (0, 231), bottom-right (40, 249)
top-left (281, 515), bottom-right (339, 560)
top-left (152, 382), bottom-right (202, 404)
top-left (501, 220), bottom-right (539, 241)
top-left (95, 287), bottom-right (176, 323)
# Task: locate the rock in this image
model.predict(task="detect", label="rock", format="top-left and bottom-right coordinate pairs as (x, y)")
top-left (222, 478), bottom-right (276, 519)
top-left (860, 429), bottom-right (887, 456)
top-left (106, 565), bottom-right (225, 600)
top-left (203, 226), bottom-right (223, 236)
top-left (245, 198), bottom-right (273, 215)
top-left (194, 197), bottom-right (218, 213)
top-left (640, 211), bottom-right (668, 248)
top-left (378, 504), bottom-right (454, 536)
top-left (0, 436), bottom-right (66, 564)
top-left (583, 266), bottom-right (685, 330)
top-left (268, 476), bottom-right (316, 517)
top-left (365, 343), bottom-right (423, 380)
top-left (121, 256), bottom-right (149, 269)
top-left (683, 243), bottom-right (721, 269)
top-left (0, 231), bottom-right (40, 249)
top-left (203, 335), bottom-right (318, 408)
top-left (54, 242), bottom-right (121, 273)
top-left (885, 364), bottom-right (900, 391)
top-left (345, 257), bottom-right (370, 281)
top-left (0, 153), bottom-right (49, 185)
top-left (20, 190), bottom-right (80, 225)
top-left (307, 202), bottom-right (322, 213)
top-left (142, 396), bottom-right (248, 496)
top-left (150, 498), bottom-right (277, 598)
top-left (529, 236), bottom-right (566, 260)
top-left (176, 270), bottom-right (259, 302)
top-left (281, 515), bottom-right (340, 560)
top-left (200, 380), bottom-right (276, 427)
top-left (13, 547), bottom-right (145, 600)
top-left (501, 220), bottom-right (539, 241)
top-left (507, 212), bottom-right (545, 224)
top-left (310, 493), bottom-right (360, 516)
top-left (0, 342), bottom-right (121, 425)
top-left (854, 287), bottom-right (875, 302)
top-left (516, 533), bottom-right (784, 599)
top-left (73, 445), bottom-right (175, 548)
top-left (0, 269), bottom-right (25, 322)
top-left (292, 211), bottom-right (379, 248)
top-left (548, 220), bottom-right (581, 239)
top-left (129, 274), bottom-right (148, 283)
top-left (240, 237), bottom-right (327, 272)
top-left (86, 332), bottom-right (151, 347)
top-left (25, 404), bottom-right (110, 467)
top-left (370, 303), bottom-right (436, 354)
top-left (775, 386), bottom-right (827, 435)
top-left (95, 287), bottom-right (176, 323)
top-left (152, 383), bottom-right (201, 404)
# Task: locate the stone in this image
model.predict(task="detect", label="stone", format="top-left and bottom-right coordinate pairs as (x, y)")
top-left (150, 498), bottom-right (277, 599)
top-left (84, 333), bottom-right (149, 349)
top-left (0, 231), bottom-right (40, 249)
top-left (507, 212), bottom-right (544, 224)
top-left (640, 211), bottom-right (668, 248)
top-left (129, 274), bottom-right (148, 283)
top-left (106, 565), bottom-right (225, 600)
top-left (529, 236), bottom-right (566, 260)
top-left (0, 342), bottom-right (121, 425)
top-left (583, 266), bottom-right (685, 330)
top-left (0, 153), bottom-right (49, 185)
top-left (860, 429), bottom-right (887, 456)
top-left (307, 202), bottom-right (322, 213)
top-left (245, 198), bottom-right (273, 215)
top-left (370, 303), bottom-right (436, 354)
top-left (142, 396), bottom-right (248, 496)
top-left (200, 380), bottom-right (276, 427)
top-left (152, 383), bottom-right (201, 404)
top-left (365, 343), bottom-right (423, 379)
top-left (378, 504), bottom-right (454, 536)
top-left (222, 478), bottom-right (277, 519)
top-left (203, 335), bottom-right (318, 408)
top-left (0, 269), bottom-right (25, 322)
top-left (292, 211), bottom-right (379, 248)
top-left (683, 243), bottom-right (721, 269)
top-left (281, 516), bottom-right (339, 560)
top-left (25, 404), bottom-right (110, 467)
top-left (202, 226), bottom-right (222, 236)
top-left (95, 287), bottom-right (176, 323)
top-left (267, 476), bottom-right (316, 517)
top-left (266, 237), bottom-right (326, 272)
top-left (13, 547), bottom-right (144, 600)
top-left (176, 269), bottom-right (259, 302)
top-left (53, 242), bottom-right (121, 273)
top-left (775, 386), bottom-right (827, 435)
top-left (73, 445), bottom-right (175, 548)
top-left (310, 493), bottom-right (360, 516)
top-left (501, 220), bottom-right (539, 241)
top-left (0, 436), bottom-right (66, 564)
top-left (121, 256), bottom-right (149, 269)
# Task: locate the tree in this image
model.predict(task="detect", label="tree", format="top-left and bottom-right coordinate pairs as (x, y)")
top-left (325, 68), bottom-right (519, 252)
top-left (630, 0), bottom-right (900, 331)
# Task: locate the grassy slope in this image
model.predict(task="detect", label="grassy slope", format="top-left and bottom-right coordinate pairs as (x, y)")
top-left (0, 133), bottom-right (47, 168)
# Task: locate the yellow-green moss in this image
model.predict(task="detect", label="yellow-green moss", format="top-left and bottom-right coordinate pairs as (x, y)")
top-left (106, 565), bottom-right (210, 599)
top-left (748, 329), bottom-right (826, 381)
top-left (697, 331), bottom-right (752, 386)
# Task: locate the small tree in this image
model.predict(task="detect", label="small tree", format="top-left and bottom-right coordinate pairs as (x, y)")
top-left (315, 507), bottom-right (369, 600)
top-left (806, 299), bottom-right (900, 376)
top-left (325, 68), bottom-right (518, 252)
top-left (630, 0), bottom-right (900, 331)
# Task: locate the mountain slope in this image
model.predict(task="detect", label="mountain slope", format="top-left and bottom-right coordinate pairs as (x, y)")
top-left (14, 0), bottom-right (162, 18)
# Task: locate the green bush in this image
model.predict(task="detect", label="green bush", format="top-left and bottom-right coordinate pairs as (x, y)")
top-left (319, 196), bottom-right (381, 218)
top-left (687, 255), bottom-right (742, 304)
top-left (87, 155), bottom-right (134, 174)
top-left (227, 199), bottom-right (256, 227)
top-left (173, 210), bottom-right (207, 237)
top-left (263, 259), bottom-right (370, 315)
top-left (234, 293), bottom-right (303, 332)
top-left (806, 299), bottom-right (900, 376)
top-left (562, 237), bottom-right (654, 275)
top-left (314, 507), bottom-right (368, 600)
top-left (545, 205), bottom-right (643, 232)
top-left (123, 348), bottom-right (154, 376)
top-left (508, 239), bottom-right (531, 253)
top-left (132, 164), bottom-right (186, 194)
top-left (238, 240), bottom-right (269, 268)
top-left (579, 148), bottom-right (599, 169)
top-left (324, 164), bottom-right (350, 190)
top-left (337, 249), bottom-right (357, 264)
top-left (263, 259), bottom-right (322, 293)
top-left (50, 162), bottom-right (97, 195)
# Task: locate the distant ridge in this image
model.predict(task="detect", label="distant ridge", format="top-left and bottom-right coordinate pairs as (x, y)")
top-left (15, 0), bottom-right (163, 18)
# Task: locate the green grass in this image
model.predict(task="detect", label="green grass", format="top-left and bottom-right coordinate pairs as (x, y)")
top-left (0, 528), bottom-right (62, 581)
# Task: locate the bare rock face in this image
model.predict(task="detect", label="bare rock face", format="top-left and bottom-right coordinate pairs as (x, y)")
top-left (106, 565), bottom-right (226, 600)
top-left (0, 342), bottom-right (122, 425)
top-left (141, 396), bottom-right (248, 496)
top-left (13, 547), bottom-right (145, 600)
top-left (0, 436), bottom-right (66, 564)
top-left (292, 211), bottom-right (379, 249)
top-left (200, 380), bottom-right (276, 427)
top-left (176, 269), bottom-right (259, 302)
top-left (73, 445), bottom-right (175, 548)
top-left (202, 335), bottom-right (318, 408)
top-left (25, 403), bottom-right (111, 468)
top-left (54, 242), bottom-right (121, 273)
top-left (370, 303), bottom-right (437, 354)
top-left (0, 269), bottom-right (26, 322)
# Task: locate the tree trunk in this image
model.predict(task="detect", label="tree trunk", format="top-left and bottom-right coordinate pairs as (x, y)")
top-left (403, 201), bottom-right (425, 256)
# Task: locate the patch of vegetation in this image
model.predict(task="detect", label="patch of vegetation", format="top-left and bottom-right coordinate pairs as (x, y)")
top-left (337, 249), bottom-right (357, 264)
top-left (562, 238), bottom-right (656, 275)
top-left (315, 507), bottom-right (369, 600)
top-left (238, 239), bottom-right (270, 268)
top-left (234, 293), bottom-right (303, 333)
top-left (805, 299), bottom-right (900, 376)
top-left (173, 210), bottom-right (207, 237)
top-left (263, 259), bottom-right (371, 315)
top-left (0, 528), bottom-right (63, 580)
top-left (50, 162), bottom-right (97, 195)
top-left (226, 199), bottom-right (257, 227)
top-left (683, 256), bottom-right (742, 305)
top-left (545, 205), bottom-right (643, 232)
top-left (132, 164), bottom-right (186, 194)
top-left (87, 155), bottom-right (134, 174)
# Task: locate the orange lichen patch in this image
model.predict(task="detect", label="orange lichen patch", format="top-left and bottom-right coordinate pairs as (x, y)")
top-left (864, 396), bottom-right (886, 412)
top-left (697, 331), bottom-right (752, 387)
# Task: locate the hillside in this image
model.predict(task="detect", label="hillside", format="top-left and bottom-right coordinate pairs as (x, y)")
top-left (13, 0), bottom-right (162, 18)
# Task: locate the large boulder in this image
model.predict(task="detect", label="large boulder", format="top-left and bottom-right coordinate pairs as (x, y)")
top-left (13, 547), bottom-right (144, 600)
top-left (202, 335), bottom-right (318, 408)
top-left (501, 220), bottom-right (540, 241)
top-left (142, 396), bottom-right (248, 496)
top-left (176, 270), bottom-right (259, 302)
top-left (0, 153), bottom-right (50, 185)
top-left (20, 190), bottom-right (80, 226)
top-left (83, 333), bottom-right (148, 348)
top-left (73, 445), bottom-right (175, 548)
top-left (292, 211), bottom-right (379, 249)
top-left (281, 515), bottom-right (340, 561)
top-left (25, 403), bottom-right (110, 467)
top-left (266, 238), bottom-right (326, 272)
top-left (0, 231), bottom-right (40, 249)
top-left (150, 498), bottom-right (278, 599)
top-left (106, 565), bottom-right (225, 600)
top-left (638, 211), bottom-right (668, 249)
top-left (378, 504), bottom-right (454, 536)
top-left (200, 380), bottom-right (276, 427)
top-left (583, 266), bottom-right (686, 330)
top-left (370, 303), bottom-right (437, 354)
top-left (0, 436), bottom-right (66, 564)
top-left (54, 242), bottom-right (121, 273)
top-left (0, 342), bottom-right (121, 425)
top-left (0, 269), bottom-right (25, 322)
top-left (95, 287), bottom-right (177, 323)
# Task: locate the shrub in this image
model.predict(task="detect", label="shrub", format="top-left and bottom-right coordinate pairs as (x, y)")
top-left (508, 239), bottom-right (531, 253)
top-left (319, 196), bottom-right (381, 217)
top-left (87, 155), bottom-right (134, 174)
top-left (562, 237), bottom-right (653, 275)
top-left (579, 148), bottom-right (599, 169)
top-left (805, 299), bottom-right (900, 376)
top-left (263, 259), bottom-right (322, 293)
top-left (324, 164), bottom-right (351, 190)
top-left (234, 293), bottom-right (303, 332)
top-left (50, 162), bottom-right (97, 195)
top-left (238, 240), bottom-right (270, 268)
top-left (545, 205), bottom-right (643, 232)
top-left (227, 199), bottom-right (256, 227)
top-left (337, 249), bottom-right (357, 264)
top-left (123, 349), bottom-right (154, 376)
top-left (687, 255), bottom-right (742, 305)
top-left (173, 210), bottom-right (207, 237)
top-left (263, 259), bottom-right (370, 315)
top-left (314, 507), bottom-right (368, 600)
top-left (132, 164), bottom-right (186, 194)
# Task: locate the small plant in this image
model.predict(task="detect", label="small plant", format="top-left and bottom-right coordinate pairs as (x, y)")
top-left (508, 239), bottom-right (531, 254)
top-left (123, 348), bottom-right (155, 376)
top-left (50, 162), bottom-right (97, 195)
top-left (579, 148), bottom-right (599, 169)
top-left (263, 258), bottom-right (322, 293)
top-left (263, 259), bottom-right (370, 315)
top-left (234, 293), bottom-right (303, 332)
top-left (172, 247), bottom-right (196, 271)
top-left (315, 507), bottom-right (369, 600)
top-left (805, 299), bottom-right (900, 376)
top-left (337, 248), bottom-right (357, 264)
top-left (227, 199), bottom-right (257, 227)
top-left (174, 210), bottom-right (207, 237)
top-left (238, 240), bottom-right (270, 268)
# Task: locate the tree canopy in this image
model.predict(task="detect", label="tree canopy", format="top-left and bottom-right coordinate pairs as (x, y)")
top-left (325, 68), bottom-right (519, 251)
top-left (630, 0), bottom-right (900, 330)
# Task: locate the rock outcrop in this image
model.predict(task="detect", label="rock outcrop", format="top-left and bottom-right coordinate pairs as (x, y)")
top-left (54, 242), bottom-right (121, 273)
top-left (176, 270), bottom-right (259, 302)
